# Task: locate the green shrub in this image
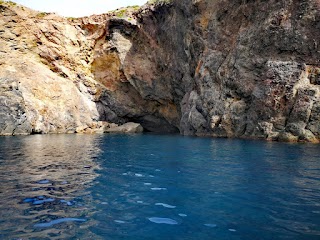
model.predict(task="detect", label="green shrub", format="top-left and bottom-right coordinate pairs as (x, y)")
top-left (0, 1), bottom-right (18, 6)
top-left (67, 17), bottom-right (76, 21)
top-left (148, 0), bottom-right (171, 4)
top-left (131, 5), bottom-right (140, 10)
top-left (115, 9), bottom-right (127, 18)
top-left (7, 1), bottom-right (16, 5)
top-left (111, 5), bottom-right (142, 18)
top-left (36, 12), bottom-right (49, 18)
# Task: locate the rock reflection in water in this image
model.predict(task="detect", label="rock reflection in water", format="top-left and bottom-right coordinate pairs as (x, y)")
top-left (0, 134), bottom-right (102, 239)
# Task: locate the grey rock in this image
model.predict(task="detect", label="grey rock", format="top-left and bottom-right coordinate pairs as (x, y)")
top-left (299, 129), bottom-right (319, 143)
top-left (106, 122), bottom-right (143, 133)
top-left (278, 132), bottom-right (299, 143)
top-left (0, 78), bottom-right (31, 135)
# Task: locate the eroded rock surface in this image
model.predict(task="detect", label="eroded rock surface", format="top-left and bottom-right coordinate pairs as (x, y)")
top-left (106, 122), bottom-right (143, 133)
top-left (1, 0), bottom-right (320, 142)
top-left (0, 3), bottom-right (103, 134)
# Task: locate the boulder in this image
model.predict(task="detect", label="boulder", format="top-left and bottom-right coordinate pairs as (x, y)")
top-left (106, 122), bottom-right (143, 133)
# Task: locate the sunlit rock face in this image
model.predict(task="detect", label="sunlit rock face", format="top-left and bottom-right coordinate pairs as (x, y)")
top-left (0, 1), bottom-right (320, 142)
top-left (0, 4), bottom-right (103, 134)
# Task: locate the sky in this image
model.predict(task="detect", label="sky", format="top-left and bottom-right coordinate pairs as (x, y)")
top-left (11, 0), bottom-right (148, 17)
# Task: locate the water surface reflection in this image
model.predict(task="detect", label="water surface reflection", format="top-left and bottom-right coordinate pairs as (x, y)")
top-left (0, 134), bottom-right (103, 239)
top-left (0, 134), bottom-right (320, 240)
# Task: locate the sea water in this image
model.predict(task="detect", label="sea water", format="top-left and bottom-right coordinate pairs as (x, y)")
top-left (0, 134), bottom-right (319, 239)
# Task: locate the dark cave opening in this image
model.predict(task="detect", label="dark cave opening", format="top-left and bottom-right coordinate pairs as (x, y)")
top-left (96, 102), bottom-right (180, 134)
top-left (131, 115), bottom-right (180, 134)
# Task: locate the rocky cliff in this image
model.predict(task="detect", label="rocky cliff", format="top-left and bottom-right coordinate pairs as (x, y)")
top-left (0, 0), bottom-right (320, 142)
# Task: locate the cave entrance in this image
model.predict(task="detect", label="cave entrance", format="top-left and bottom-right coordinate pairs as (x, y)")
top-left (131, 115), bottom-right (180, 134)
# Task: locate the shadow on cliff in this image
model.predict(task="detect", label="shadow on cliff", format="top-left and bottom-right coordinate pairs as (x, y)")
top-left (91, 5), bottom-right (187, 134)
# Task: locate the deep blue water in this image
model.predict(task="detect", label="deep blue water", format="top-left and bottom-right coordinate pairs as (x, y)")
top-left (0, 133), bottom-right (320, 240)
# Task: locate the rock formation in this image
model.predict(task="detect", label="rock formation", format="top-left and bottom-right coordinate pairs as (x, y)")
top-left (0, 0), bottom-right (319, 142)
top-left (106, 122), bottom-right (144, 133)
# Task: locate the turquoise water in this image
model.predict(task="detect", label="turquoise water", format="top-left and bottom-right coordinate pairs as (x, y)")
top-left (0, 134), bottom-right (320, 239)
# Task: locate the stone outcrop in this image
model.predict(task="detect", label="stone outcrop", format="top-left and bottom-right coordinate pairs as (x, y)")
top-left (1, 0), bottom-right (320, 142)
top-left (106, 122), bottom-right (143, 133)
top-left (0, 3), bottom-right (103, 134)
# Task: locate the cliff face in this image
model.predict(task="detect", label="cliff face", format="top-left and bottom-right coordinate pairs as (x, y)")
top-left (178, 0), bottom-right (320, 143)
top-left (0, 3), bottom-right (102, 134)
top-left (0, 0), bottom-right (320, 142)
